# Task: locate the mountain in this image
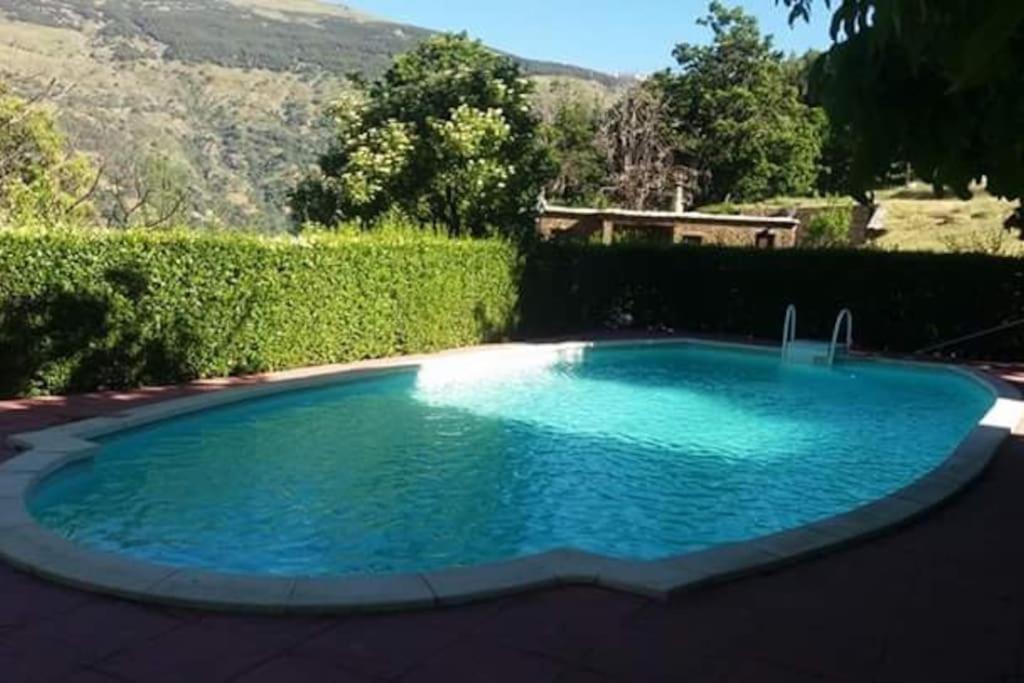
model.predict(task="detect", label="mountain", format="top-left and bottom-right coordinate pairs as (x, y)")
top-left (0, 0), bottom-right (625, 230)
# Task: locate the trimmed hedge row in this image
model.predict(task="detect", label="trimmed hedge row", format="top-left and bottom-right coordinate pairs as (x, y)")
top-left (0, 229), bottom-right (519, 397)
top-left (3, 230), bottom-right (1023, 398)
top-left (519, 244), bottom-right (1024, 359)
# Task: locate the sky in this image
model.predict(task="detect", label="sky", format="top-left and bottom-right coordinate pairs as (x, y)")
top-left (343, 1), bottom-right (834, 75)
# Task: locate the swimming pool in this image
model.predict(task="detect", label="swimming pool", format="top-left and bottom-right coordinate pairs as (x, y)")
top-left (2, 340), bottom-right (1020, 610)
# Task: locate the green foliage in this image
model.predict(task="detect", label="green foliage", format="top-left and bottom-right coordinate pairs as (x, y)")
top-left (1, 1), bottom-right (621, 234)
top-left (782, 49), bottom-right (820, 101)
top-left (540, 96), bottom-right (606, 206)
top-left (0, 225), bottom-right (519, 397)
top-left (6, 221), bottom-right (1024, 398)
top-left (520, 243), bottom-right (1024, 359)
top-left (813, 116), bottom-right (857, 196)
top-left (291, 34), bottom-right (554, 237)
top-left (656, 2), bottom-right (826, 204)
top-left (102, 154), bottom-right (195, 229)
top-left (0, 83), bottom-right (98, 228)
top-left (800, 203), bottom-right (851, 248)
top-left (780, 0), bottom-right (1024, 228)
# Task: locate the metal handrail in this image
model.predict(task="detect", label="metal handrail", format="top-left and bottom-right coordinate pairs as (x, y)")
top-left (782, 304), bottom-right (797, 359)
top-left (828, 309), bottom-right (854, 366)
top-left (916, 317), bottom-right (1024, 355)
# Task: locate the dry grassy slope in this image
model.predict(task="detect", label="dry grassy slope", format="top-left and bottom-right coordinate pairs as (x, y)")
top-left (0, 0), bottom-right (623, 231)
top-left (699, 186), bottom-right (1022, 256)
top-left (872, 186), bottom-right (1023, 256)
top-left (0, 18), bottom-right (339, 230)
top-left (225, 0), bottom-right (373, 20)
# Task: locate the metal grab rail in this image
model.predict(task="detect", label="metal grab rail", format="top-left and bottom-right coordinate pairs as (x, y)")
top-left (782, 304), bottom-right (797, 360)
top-left (916, 317), bottom-right (1024, 355)
top-left (828, 309), bottom-right (854, 366)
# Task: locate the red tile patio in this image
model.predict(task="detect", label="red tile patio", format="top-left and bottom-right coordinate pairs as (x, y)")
top-left (1, 369), bottom-right (1023, 682)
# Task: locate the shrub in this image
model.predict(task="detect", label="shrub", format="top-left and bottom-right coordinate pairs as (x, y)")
top-left (801, 205), bottom-right (853, 248)
top-left (5, 227), bottom-right (1024, 399)
top-left (520, 243), bottom-right (1024, 359)
top-left (0, 227), bottom-right (519, 397)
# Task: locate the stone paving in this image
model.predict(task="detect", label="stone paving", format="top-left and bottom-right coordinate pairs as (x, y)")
top-left (1, 373), bottom-right (1023, 682)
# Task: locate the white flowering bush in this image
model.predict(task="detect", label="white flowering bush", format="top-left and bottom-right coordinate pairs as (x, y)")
top-left (290, 34), bottom-right (553, 237)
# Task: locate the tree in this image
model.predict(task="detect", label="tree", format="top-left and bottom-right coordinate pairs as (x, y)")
top-left (782, 49), bottom-right (821, 102)
top-left (598, 84), bottom-right (679, 211)
top-left (290, 34), bottom-right (553, 237)
top-left (0, 81), bottom-right (98, 228)
top-left (540, 95), bottom-right (606, 207)
top-left (781, 50), bottom-right (859, 197)
top-left (778, 0), bottom-right (1024, 231)
top-left (103, 154), bottom-right (194, 229)
top-left (801, 203), bottom-right (851, 247)
top-left (657, 2), bottom-right (825, 204)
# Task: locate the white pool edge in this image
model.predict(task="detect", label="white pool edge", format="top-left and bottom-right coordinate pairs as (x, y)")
top-left (1, 338), bottom-right (1021, 614)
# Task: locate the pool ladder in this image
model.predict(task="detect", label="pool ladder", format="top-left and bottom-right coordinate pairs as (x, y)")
top-left (781, 305), bottom-right (853, 367)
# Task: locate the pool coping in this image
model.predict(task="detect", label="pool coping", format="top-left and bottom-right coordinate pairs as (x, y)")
top-left (1, 338), bottom-right (1022, 614)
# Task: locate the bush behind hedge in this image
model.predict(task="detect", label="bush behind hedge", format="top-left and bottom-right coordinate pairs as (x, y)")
top-left (519, 243), bottom-right (1024, 359)
top-left (0, 228), bottom-right (519, 397)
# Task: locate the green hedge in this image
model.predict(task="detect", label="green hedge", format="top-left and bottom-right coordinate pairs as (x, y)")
top-left (0, 229), bottom-right (519, 397)
top-left (520, 244), bottom-right (1024, 359)
top-left (3, 230), bottom-right (1023, 398)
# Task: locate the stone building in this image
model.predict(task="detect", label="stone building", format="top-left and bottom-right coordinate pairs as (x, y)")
top-left (537, 205), bottom-right (801, 248)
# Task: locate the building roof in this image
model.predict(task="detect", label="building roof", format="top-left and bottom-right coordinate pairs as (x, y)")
top-left (540, 205), bottom-right (800, 229)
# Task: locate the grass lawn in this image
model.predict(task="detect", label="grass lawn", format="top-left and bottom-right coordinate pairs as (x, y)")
top-left (873, 185), bottom-right (1023, 256)
top-left (698, 183), bottom-right (1023, 256)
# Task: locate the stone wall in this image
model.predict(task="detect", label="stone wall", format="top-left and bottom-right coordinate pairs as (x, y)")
top-left (670, 217), bottom-right (798, 248)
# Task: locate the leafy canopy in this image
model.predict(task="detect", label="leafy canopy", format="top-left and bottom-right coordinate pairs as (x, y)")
top-left (291, 34), bottom-right (553, 237)
top-left (0, 82), bottom-right (97, 228)
top-left (778, 0), bottom-right (1024, 226)
top-left (539, 95), bottom-right (606, 207)
top-left (656, 2), bottom-right (825, 204)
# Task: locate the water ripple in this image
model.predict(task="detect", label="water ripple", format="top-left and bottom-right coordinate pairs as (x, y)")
top-left (30, 345), bottom-right (994, 576)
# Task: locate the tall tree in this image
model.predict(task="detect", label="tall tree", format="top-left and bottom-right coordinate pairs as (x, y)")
top-left (778, 0), bottom-right (1024, 230)
top-left (657, 2), bottom-right (825, 204)
top-left (782, 50), bottom-right (864, 197)
top-left (290, 34), bottom-right (553, 237)
top-left (597, 84), bottom-right (679, 211)
top-left (540, 95), bottom-right (606, 207)
top-left (0, 81), bottom-right (98, 228)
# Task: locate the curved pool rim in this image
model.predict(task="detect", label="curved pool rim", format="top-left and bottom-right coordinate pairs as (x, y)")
top-left (1, 338), bottom-right (1021, 614)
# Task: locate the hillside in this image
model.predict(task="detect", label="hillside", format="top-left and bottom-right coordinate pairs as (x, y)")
top-left (871, 187), bottom-right (1023, 256)
top-left (699, 187), bottom-right (1023, 256)
top-left (0, 0), bottom-right (625, 230)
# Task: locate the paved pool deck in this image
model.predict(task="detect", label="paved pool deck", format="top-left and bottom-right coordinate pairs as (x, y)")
top-left (1, 366), bottom-right (1024, 682)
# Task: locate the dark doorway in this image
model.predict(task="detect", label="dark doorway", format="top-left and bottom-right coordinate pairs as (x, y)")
top-left (755, 231), bottom-right (776, 249)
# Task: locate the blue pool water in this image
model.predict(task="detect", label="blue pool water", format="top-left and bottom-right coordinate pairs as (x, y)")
top-left (30, 344), bottom-right (994, 577)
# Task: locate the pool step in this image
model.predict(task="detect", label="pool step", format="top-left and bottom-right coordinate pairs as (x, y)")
top-left (785, 339), bottom-right (845, 365)
top-left (781, 306), bottom-right (854, 367)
